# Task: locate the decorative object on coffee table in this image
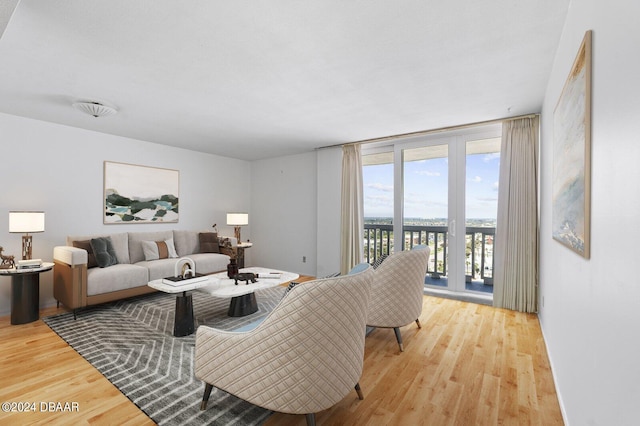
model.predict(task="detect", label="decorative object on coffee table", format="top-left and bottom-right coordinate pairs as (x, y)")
top-left (226, 212), bottom-right (248, 242)
top-left (233, 272), bottom-right (257, 285)
top-left (227, 258), bottom-right (239, 278)
top-left (9, 211), bottom-right (45, 260)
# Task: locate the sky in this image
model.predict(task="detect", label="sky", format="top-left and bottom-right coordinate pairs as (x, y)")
top-left (363, 151), bottom-right (500, 220)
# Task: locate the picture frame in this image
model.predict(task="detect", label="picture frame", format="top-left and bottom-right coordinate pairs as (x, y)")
top-left (104, 161), bottom-right (179, 224)
top-left (552, 30), bottom-right (592, 258)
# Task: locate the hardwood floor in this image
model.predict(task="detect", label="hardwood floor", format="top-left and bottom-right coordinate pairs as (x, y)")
top-left (0, 294), bottom-right (563, 425)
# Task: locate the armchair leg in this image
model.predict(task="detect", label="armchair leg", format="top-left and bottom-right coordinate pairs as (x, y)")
top-left (416, 318), bottom-right (422, 329)
top-left (393, 327), bottom-right (404, 352)
top-left (355, 382), bottom-right (364, 400)
top-left (200, 383), bottom-right (213, 410)
top-left (306, 413), bottom-right (316, 426)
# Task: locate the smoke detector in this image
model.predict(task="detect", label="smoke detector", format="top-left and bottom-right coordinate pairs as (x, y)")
top-left (72, 101), bottom-right (118, 118)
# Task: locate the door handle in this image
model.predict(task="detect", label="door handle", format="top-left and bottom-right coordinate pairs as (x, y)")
top-left (449, 219), bottom-right (456, 238)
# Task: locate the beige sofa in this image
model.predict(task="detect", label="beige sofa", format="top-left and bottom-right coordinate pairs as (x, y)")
top-left (53, 230), bottom-right (235, 314)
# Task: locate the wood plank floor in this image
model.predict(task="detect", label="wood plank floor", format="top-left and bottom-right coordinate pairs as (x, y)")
top-left (0, 294), bottom-right (563, 425)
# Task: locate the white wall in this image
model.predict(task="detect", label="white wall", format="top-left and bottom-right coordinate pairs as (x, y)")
top-left (317, 146), bottom-right (343, 278)
top-left (0, 112), bottom-right (250, 315)
top-left (539, 1), bottom-right (640, 424)
top-left (250, 151), bottom-right (318, 276)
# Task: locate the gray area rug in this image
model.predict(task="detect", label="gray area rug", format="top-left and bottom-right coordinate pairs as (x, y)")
top-left (44, 286), bottom-right (287, 425)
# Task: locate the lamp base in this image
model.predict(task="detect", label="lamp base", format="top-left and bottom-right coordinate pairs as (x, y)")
top-left (234, 226), bottom-right (241, 242)
top-left (22, 235), bottom-right (33, 260)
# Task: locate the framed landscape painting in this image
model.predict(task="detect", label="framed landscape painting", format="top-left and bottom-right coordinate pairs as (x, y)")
top-left (104, 161), bottom-right (179, 224)
top-left (552, 30), bottom-right (592, 258)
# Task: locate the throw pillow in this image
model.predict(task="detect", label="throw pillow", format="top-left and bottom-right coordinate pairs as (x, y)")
top-left (141, 239), bottom-right (178, 261)
top-left (90, 237), bottom-right (118, 268)
top-left (199, 232), bottom-right (220, 253)
top-left (72, 240), bottom-right (98, 268)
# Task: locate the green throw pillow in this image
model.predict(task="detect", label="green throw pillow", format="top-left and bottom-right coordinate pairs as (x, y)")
top-left (90, 237), bottom-right (118, 268)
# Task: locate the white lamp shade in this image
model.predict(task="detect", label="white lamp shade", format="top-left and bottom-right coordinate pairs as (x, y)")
top-left (9, 211), bottom-right (45, 233)
top-left (226, 213), bottom-right (248, 226)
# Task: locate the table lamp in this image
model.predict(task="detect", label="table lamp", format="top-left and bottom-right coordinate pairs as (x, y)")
top-left (226, 212), bottom-right (248, 242)
top-left (9, 211), bottom-right (45, 260)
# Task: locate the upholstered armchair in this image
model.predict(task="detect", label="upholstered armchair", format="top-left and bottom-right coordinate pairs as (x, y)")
top-left (194, 267), bottom-right (374, 426)
top-left (367, 246), bottom-right (430, 352)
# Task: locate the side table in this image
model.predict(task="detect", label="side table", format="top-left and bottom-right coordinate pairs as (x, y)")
top-left (0, 262), bottom-right (54, 325)
top-left (236, 242), bottom-right (253, 269)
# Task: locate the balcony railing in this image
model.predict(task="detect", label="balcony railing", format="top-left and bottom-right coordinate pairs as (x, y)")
top-left (364, 223), bottom-right (495, 285)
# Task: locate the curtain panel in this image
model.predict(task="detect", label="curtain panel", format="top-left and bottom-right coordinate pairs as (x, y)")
top-left (340, 144), bottom-right (364, 275)
top-left (493, 116), bottom-right (540, 312)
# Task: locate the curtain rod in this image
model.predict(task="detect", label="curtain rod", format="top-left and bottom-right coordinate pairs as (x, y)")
top-left (317, 113), bottom-right (539, 150)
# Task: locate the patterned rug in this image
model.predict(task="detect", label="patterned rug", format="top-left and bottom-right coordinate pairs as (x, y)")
top-left (44, 286), bottom-right (287, 425)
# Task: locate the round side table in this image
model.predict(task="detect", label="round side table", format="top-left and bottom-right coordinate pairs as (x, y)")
top-left (0, 262), bottom-right (54, 325)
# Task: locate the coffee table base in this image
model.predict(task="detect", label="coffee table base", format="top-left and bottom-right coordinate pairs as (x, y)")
top-left (228, 293), bottom-right (258, 317)
top-left (174, 292), bottom-right (195, 337)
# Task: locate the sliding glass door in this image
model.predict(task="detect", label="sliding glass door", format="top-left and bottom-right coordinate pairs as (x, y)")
top-left (363, 124), bottom-right (501, 297)
top-left (402, 143), bottom-right (451, 286)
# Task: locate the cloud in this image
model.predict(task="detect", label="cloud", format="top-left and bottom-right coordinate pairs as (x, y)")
top-left (470, 176), bottom-right (482, 183)
top-left (415, 170), bottom-right (441, 176)
top-left (366, 182), bottom-right (393, 192)
top-left (484, 153), bottom-right (500, 162)
top-left (365, 194), bottom-right (393, 207)
top-left (493, 181), bottom-right (499, 191)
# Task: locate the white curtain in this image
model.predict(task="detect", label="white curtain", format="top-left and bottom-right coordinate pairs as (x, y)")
top-left (340, 144), bottom-right (364, 275)
top-left (493, 116), bottom-right (539, 312)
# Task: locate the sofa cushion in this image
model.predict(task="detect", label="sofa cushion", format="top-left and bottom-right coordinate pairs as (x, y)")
top-left (141, 238), bottom-right (178, 261)
top-left (137, 258), bottom-right (181, 281)
top-left (173, 230), bottom-right (199, 257)
top-left (199, 232), bottom-right (220, 253)
top-left (90, 237), bottom-right (118, 268)
top-left (187, 253), bottom-right (230, 275)
top-left (86, 263), bottom-right (149, 296)
top-left (128, 231), bottom-right (174, 264)
top-left (72, 240), bottom-right (98, 268)
top-left (68, 233), bottom-right (130, 264)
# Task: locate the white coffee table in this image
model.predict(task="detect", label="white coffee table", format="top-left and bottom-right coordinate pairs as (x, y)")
top-left (148, 275), bottom-right (220, 337)
top-left (198, 267), bottom-right (299, 317)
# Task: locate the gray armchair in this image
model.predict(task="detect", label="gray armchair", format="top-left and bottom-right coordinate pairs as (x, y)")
top-left (367, 247), bottom-right (430, 352)
top-left (194, 267), bottom-right (374, 426)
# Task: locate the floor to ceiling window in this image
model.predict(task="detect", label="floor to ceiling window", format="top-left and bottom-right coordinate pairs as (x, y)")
top-left (362, 124), bottom-right (501, 299)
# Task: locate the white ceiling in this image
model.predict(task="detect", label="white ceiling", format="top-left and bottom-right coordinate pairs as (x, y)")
top-left (0, 0), bottom-right (569, 161)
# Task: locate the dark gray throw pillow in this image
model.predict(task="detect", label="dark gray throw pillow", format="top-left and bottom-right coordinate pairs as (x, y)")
top-left (90, 237), bottom-right (118, 268)
top-left (199, 232), bottom-right (220, 253)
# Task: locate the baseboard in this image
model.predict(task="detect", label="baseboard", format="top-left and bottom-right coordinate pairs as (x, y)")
top-left (423, 287), bottom-right (493, 306)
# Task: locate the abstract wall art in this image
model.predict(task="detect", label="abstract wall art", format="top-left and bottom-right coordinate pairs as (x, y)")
top-left (104, 161), bottom-right (179, 224)
top-left (552, 30), bottom-right (592, 258)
